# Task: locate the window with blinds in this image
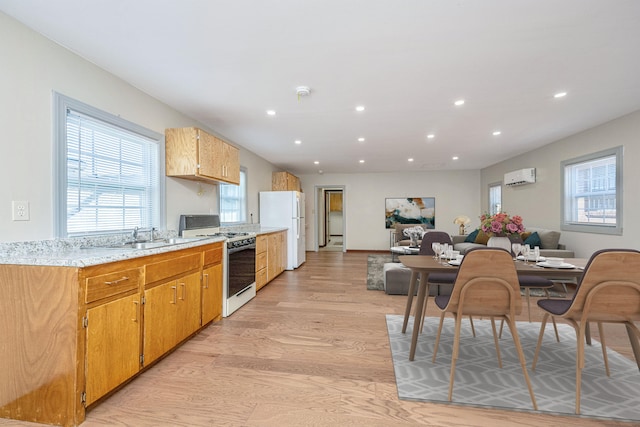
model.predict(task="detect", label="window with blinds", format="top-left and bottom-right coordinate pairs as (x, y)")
top-left (54, 93), bottom-right (163, 237)
top-left (561, 146), bottom-right (622, 235)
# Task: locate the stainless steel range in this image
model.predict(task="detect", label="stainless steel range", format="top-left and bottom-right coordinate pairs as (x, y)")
top-left (179, 214), bottom-right (256, 317)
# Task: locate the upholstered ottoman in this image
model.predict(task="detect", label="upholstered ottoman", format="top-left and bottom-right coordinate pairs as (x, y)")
top-left (383, 263), bottom-right (453, 296)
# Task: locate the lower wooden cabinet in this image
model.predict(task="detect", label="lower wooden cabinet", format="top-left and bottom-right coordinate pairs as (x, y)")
top-left (0, 242), bottom-right (225, 426)
top-left (256, 230), bottom-right (287, 290)
top-left (85, 293), bottom-right (141, 406)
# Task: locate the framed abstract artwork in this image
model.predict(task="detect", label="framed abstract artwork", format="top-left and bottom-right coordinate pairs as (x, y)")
top-left (385, 197), bottom-right (435, 229)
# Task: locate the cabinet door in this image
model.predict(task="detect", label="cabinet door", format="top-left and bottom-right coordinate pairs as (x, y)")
top-left (176, 271), bottom-right (203, 342)
top-left (85, 293), bottom-right (141, 405)
top-left (268, 234), bottom-right (278, 281)
top-left (221, 141), bottom-right (240, 184)
top-left (197, 130), bottom-right (219, 179)
top-left (143, 281), bottom-right (178, 365)
top-left (202, 264), bottom-right (223, 324)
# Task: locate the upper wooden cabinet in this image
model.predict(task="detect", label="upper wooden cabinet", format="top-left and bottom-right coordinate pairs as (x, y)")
top-left (166, 127), bottom-right (240, 185)
top-left (272, 171), bottom-right (300, 191)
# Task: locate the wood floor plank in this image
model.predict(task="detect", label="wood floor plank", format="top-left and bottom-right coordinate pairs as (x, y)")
top-left (1, 251), bottom-right (634, 426)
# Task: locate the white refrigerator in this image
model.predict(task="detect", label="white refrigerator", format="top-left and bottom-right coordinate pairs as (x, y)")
top-left (259, 191), bottom-right (306, 270)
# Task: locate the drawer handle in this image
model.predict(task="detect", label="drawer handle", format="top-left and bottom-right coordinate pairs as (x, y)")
top-left (171, 286), bottom-right (177, 304)
top-left (179, 283), bottom-right (185, 300)
top-left (203, 273), bottom-right (209, 289)
top-left (104, 276), bottom-right (129, 285)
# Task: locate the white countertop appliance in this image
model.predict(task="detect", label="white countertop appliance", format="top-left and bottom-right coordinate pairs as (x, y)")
top-left (259, 191), bottom-right (305, 270)
top-left (179, 214), bottom-right (256, 317)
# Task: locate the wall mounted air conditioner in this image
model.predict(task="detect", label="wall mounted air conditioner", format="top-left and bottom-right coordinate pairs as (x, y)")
top-left (504, 168), bottom-right (536, 186)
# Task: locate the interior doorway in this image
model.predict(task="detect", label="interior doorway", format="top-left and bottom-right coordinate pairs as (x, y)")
top-left (315, 186), bottom-right (345, 252)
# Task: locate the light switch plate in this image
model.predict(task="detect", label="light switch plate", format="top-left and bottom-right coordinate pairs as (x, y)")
top-left (12, 200), bottom-right (30, 221)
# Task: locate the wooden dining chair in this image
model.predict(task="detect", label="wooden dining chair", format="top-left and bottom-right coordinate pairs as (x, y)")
top-left (417, 231), bottom-right (475, 335)
top-left (431, 247), bottom-right (537, 409)
top-left (531, 248), bottom-right (640, 415)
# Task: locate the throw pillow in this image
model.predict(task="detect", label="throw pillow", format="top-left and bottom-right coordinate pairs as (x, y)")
top-left (474, 230), bottom-right (490, 245)
top-left (465, 229), bottom-right (479, 243)
top-left (520, 231), bottom-right (532, 241)
top-left (524, 231), bottom-right (542, 248)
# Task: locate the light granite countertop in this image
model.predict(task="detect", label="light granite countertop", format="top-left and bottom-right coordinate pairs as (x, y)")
top-left (0, 225), bottom-right (289, 268)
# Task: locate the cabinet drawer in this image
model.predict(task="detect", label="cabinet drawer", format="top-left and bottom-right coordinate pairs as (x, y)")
top-left (256, 251), bottom-right (267, 270)
top-left (256, 235), bottom-right (268, 253)
top-left (85, 267), bottom-right (141, 303)
top-left (203, 244), bottom-right (223, 266)
top-left (145, 253), bottom-right (201, 285)
top-left (256, 268), bottom-right (267, 289)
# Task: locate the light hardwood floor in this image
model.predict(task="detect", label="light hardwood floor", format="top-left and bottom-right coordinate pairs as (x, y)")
top-left (2, 251), bottom-right (636, 426)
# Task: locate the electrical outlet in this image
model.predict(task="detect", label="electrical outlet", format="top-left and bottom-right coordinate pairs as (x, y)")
top-left (12, 201), bottom-right (30, 221)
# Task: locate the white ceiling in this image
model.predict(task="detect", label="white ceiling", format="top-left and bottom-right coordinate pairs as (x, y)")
top-left (2, 0), bottom-right (640, 175)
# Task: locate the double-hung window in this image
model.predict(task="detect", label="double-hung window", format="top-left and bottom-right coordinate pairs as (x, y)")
top-left (561, 146), bottom-right (622, 235)
top-left (54, 93), bottom-right (164, 237)
top-left (219, 168), bottom-right (247, 223)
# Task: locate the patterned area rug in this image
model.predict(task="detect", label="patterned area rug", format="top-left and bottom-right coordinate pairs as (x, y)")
top-left (367, 254), bottom-right (566, 296)
top-left (366, 254), bottom-right (393, 290)
top-left (386, 314), bottom-right (640, 422)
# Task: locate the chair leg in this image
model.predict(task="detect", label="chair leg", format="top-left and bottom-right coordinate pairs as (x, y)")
top-left (504, 316), bottom-right (538, 410)
top-left (432, 312), bottom-right (446, 363)
top-left (531, 313), bottom-right (550, 371)
top-left (575, 321), bottom-right (588, 415)
top-left (419, 284), bottom-right (431, 333)
top-left (498, 319), bottom-right (504, 339)
top-left (525, 288), bottom-right (531, 322)
top-left (542, 289), bottom-right (561, 343)
top-left (448, 313), bottom-right (464, 401)
top-left (625, 322), bottom-right (640, 371)
top-left (490, 317), bottom-right (502, 368)
top-left (468, 315), bottom-right (476, 337)
top-left (402, 271), bottom-right (419, 334)
top-left (597, 322), bottom-right (610, 376)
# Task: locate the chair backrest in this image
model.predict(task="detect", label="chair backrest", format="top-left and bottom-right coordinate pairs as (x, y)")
top-left (565, 249), bottom-right (640, 322)
top-left (419, 231), bottom-right (453, 255)
top-left (444, 247), bottom-right (521, 316)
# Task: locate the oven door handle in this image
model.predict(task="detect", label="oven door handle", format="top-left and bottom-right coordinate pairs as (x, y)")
top-left (227, 243), bottom-right (256, 255)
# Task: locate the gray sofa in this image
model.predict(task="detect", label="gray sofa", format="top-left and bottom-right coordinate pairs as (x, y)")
top-left (452, 227), bottom-right (574, 258)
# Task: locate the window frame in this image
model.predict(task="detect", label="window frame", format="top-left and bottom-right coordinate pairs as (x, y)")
top-left (560, 146), bottom-right (622, 235)
top-left (219, 167), bottom-right (248, 224)
top-left (53, 92), bottom-right (165, 238)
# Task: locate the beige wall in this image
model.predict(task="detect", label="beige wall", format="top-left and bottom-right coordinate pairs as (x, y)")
top-left (481, 110), bottom-right (640, 258)
top-left (299, 170), bottom-right (482, 251)
top-left (0, 12), bottom-right (276, 242)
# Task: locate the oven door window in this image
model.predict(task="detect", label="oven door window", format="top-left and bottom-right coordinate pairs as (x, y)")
top-left (227, 245), bottom-right (256, 296)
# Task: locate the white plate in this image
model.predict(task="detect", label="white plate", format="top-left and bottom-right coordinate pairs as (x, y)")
top-left (517, 255), bottom-right (546, 262)
top-left (448, 259), bottom-right (462, 266)
top-left (537, 261), bottom-right (575, 269)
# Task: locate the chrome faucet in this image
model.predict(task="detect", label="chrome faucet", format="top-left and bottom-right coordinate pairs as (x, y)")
top-left (131, 226), bottom-right (157, 242)
top-left (131, 226), bottom-right (140, 242)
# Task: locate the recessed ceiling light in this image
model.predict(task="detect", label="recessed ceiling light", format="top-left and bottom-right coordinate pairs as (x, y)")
top-left (408, 158), bottom-right (414, 162)
top-left (314, 161), bottom-right (319, 165)
top-left (266, 110), bottom-right (276, 116)
top-left (427, 134), bottom-right (435, 139)
top-left (358, 137), bottom-right (365, 142)
top-left (454, 99), bottom-right (465, 106)
top-left (554, 92), bottom-right (567, 98)
top-left (452, 156), bottom-right (459, 160)
top-left (493, 131), bottom-right (502, 136)
top-left (359, 159), bottom-right (365, 163)
top-left (355, 105), bottom-right (365, 112)
top-left (294, 140), bottom-right (302, 145)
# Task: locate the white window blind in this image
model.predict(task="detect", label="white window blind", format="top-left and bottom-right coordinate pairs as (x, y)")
top-left (64, 108), bottom-right (160, 236)
top-left (561, 146), bottom-right (622, 235)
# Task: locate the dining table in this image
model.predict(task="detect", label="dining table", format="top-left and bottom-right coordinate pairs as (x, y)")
top-left (398, 254), bottom-right (588, 361)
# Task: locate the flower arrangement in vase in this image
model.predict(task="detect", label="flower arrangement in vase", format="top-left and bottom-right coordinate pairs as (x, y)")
top-left (480, 212), bottom-right (525, 236)
top-left (479, 212), bottom-right (525, 252)
top-left (402, 226), bottom-right (425, 248)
